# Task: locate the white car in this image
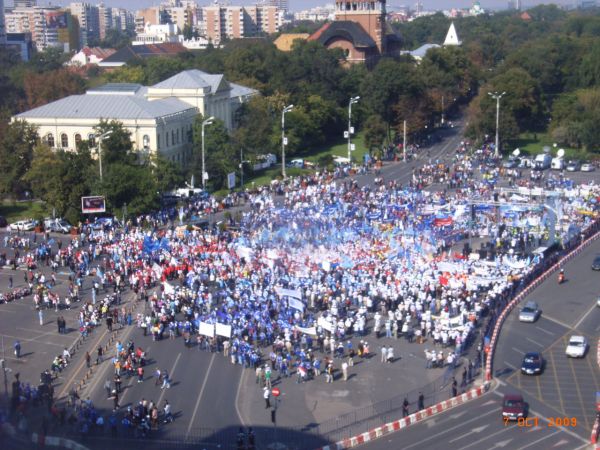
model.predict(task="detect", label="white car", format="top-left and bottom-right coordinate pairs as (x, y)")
top-left (597, 296), bottom-right (600, 308)
top-left (565, 335), bottom-right (588, 358)
top-left (581, 162), bottom-right (595, 172)
top-left (9, 219), bottom-right (37, 231)
top-left (518, 301), bottom-right (540, 323)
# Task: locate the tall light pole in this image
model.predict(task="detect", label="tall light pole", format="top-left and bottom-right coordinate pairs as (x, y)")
top-left (96, 130), bottom-right (112, 182)
top-left (348, 96), bottom-right (360, 162)
top-left (281, 104), bottom-right (293, 179)
top-left (201, 116), bottom-right (214, 189)
top-left (441, 95), bottom-right (445, 125)
top-left (488, 91), bottom-right (506, 158)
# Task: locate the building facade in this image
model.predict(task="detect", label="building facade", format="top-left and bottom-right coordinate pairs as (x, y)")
top-left (0, 0), bottom-right (6, 44)
top-left (13, 70), bottom-right (257, 165)
top-left (69, 2), bottom-right (100, 47)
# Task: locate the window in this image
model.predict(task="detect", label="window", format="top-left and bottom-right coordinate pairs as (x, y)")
top-left (46, 133), bottom-right (55, 147)
top-left (171, 130), bottom-right (175, 146)
top-left (75, 134), bottom-right (82, 148)
top-left (61, 133), bottom-right (68, 148)
top-left (88, 134), bottom-right (96, 147)
top-left (142, 134), bottom-right (150, 149)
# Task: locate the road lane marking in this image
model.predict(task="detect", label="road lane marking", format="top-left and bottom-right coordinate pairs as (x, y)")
top-left (235, 364), bottom-right (247, 427)
top-left (401, 408), bottom-right (498, 450)
top-left (535, 326), bottom-right (555, 336)
top-left (547, 349), bottom-right (566, 421)
top-left (585, 350), bottom-right (599, 388)
top-left (566, 354), bottom-right (590, 430)
top-left (543, 315), bottom-right (571, 329)
top-left (528, 408), bottom-right (589, 444)
top-left (186, 352), bottom-right (216, 437)
top-left (0, 333), bottom-right (66, 347)
top-left (457, 425), bottom-right (512, 450)
top-left (511, 347), bottom-right (525, 355)
top-left (448, 424), bottom-right (489, 443)
top-left (525, 337), bottom-right (544, 347)
top-left (573, 301), bottom-right (597, 329)
top-left (516, 430), bottom-right (561, 450)
top-left (157, 352), bottom-right (181, 407)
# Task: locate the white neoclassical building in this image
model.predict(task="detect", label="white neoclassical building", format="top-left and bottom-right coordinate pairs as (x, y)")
top-left (13, 70), bottom-right (257, 165)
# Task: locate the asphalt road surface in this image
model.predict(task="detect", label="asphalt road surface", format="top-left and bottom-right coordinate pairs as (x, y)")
top-left (356, 387), bottom-right (589, 450)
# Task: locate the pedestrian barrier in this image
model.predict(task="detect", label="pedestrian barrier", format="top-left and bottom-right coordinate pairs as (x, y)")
top-left (315, 383), bottom-right (490, 450)
top-left (485, 222), bottom-right (600, 382)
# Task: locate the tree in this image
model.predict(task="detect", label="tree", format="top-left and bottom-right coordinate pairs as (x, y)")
top-left (23, 68), bottom-right (86, 109)
top-left (102, 163), bottom-right (159, 216)
top-left (0, 120), bottom-right (39, 196)
top-left (93, 120), bottom-right (136, 167)
top-left (25, 145), bottom-right (95, 224)
top-left (152, 155), bottom-right (185, 193)
top-left (363, 115), bottom-right (386, 155)
top-left (192, 115), bottom-right (237, 190)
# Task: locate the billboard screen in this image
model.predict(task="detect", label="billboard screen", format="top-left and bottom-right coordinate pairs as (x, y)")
top-left (81, 196), bottom-right (106, 214)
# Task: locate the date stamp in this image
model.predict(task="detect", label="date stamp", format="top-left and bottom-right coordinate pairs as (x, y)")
top-left (503, 417), bottom-right (578, 427)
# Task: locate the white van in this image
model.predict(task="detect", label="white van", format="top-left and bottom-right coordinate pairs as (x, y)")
top-left (551, 157), bottom-right (565, 170)
top-left (534, 153), bottom-right (552, 170)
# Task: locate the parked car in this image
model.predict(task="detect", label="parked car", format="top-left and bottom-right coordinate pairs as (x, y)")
top-left (502, 394), bottom-right (527, 421)
top-left (581, 162), bottom-right (595, 172)
top-left (9, 219), bottom-right (37, 231)
top-left (44, 218), bottom-right (71, 233)
top-left (0, 216), bottom-right (7, 228)
top-left (518, 158), bottom-right (533, 169)
top-left (502, 158), bottom-right (520, 169)
top-left (521, 352), bottom-right (544, 375)
top-left (592, 255), bottom-right (600, 270)
top-left (287, 159), bottom-right (304, 168)
top-left (565, 335), bottom-right (588, 358)
top-left (518, 301), bottom-right (540, 323)
top-left (566, 160), bottom-right (581, 172)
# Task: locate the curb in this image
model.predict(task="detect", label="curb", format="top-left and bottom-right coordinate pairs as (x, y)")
top-left (31, 432), bottom-right (90, 450)
top-left (316, 382), bottom-right (490, 450)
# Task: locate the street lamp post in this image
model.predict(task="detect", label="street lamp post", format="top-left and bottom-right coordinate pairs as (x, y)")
top-left (348, 96), bottom-right (360, 162)
top-left (96, 131), bottom-right (112, 182)
top-left (441, 95), bottom-right (445, 125)
top-left (281, 104), bottom-right (294, 179)
top-left (201, 116), bottom-right (215, 189)
top-left (488, 91), bottom-right (506, 158)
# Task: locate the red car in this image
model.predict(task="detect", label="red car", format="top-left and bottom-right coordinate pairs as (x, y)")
top-left (502, 394), bottom-right (527, 421)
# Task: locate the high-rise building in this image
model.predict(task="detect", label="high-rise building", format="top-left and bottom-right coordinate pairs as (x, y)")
top-left (267, 0), bottom-right (289, 14)
top-left (98, 3), bottom-right (112, 40)
top-left (112, 8), bottom-right (134, 32)
top-left (0, 0), bottom-right (7, 44)
top-left (13, 0), bottom-right (36, 8)
top-left (6, 5), bottom-right (73, 51)
top-left (69, 2), bottom-right (99, 47)
top-left (135, 6), bottom-right (163, 34)
top-left (198, 4), bottom-right (283, 45)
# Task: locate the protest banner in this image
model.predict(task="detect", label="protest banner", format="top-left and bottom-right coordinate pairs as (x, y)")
top-left (215, 323), bottom-right (232, 338)
top-left (199, 322), bottom-right (215, 337)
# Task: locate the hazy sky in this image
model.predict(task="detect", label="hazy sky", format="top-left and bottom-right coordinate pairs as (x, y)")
top-left (28, 0), bottom-right (576, 13)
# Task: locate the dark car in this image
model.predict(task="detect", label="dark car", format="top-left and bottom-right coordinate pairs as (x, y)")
top-left (502, 394), bottom-right (527, 421)
top-left (0, 215), bottom-right (7, 228)
top-left (592, 255), bottom-right (600, 271)
top-left (521, 352), bottom-right (543, 375)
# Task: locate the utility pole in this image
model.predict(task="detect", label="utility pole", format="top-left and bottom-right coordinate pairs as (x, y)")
top-left (403, 120), bottom-right (407, 162)
top-left (488, 91), bottom-right (506, 158)
top-left (348, 96), bottom-right (360, 162)
top-left (281, 105), bottom-right (294, 178)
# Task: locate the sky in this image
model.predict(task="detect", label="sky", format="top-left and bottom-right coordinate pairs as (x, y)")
top-left (28, 0), bottom-right (576, 13)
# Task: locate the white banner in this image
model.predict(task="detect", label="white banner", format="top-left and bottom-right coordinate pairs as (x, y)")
top-left (288, 297), bottom-right (305, 312)
top-left (152, 263), bottom-right (163, 278)
top-left (215, 323), bottom-right (232, 338)
top-left (227, 172), bottom-right (236, 190)
top-left (317, 316), bottom-right (335, 333)
top-left (296, 325), bottom-right (317, 336)
top-left (275, 286), bottom-right (302, 300)
top-left (199, 322), bottom-right (215, 337)
top-left (163, 281), bottom-right (175, 295)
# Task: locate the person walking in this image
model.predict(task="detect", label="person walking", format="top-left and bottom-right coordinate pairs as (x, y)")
top-left (161, 370), bottom-right (170, 389)
top-left (418, 392), bottom-right (425, 411)
top-left (341, 361), bottom-right (349, 381)
top-left (96, 346), bottom-right (103, 365)
top-left (104, 379), bottom-right (112, 398)
top-left (9, 276), bottom-right (13, 289)
top-left (137, 366), bottom-right (144, 383)
top-left (85, 351), bottom-right (91, 368)
top-left (163, 400), bottom-right (173, 423)
top-left (381, 345), bottom-right (387, 363)
top-left (38, 308), bottom-right (43, 326)
top-left (113, 391), bottom-right (119, 410)
top-left (451, 377), bottom-right (458, 397)
top-left (263, 387), bottom-right (270, 409)
top-left (13, 340), bottom-right (21, 359)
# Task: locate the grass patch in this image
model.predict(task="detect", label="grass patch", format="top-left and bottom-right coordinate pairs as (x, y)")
top-left (298, 131), bottom-right (369, 164)
top-left (508, 132), bottom-right (592, 160)
top-left (0, 200), bottom-right (49, 222)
